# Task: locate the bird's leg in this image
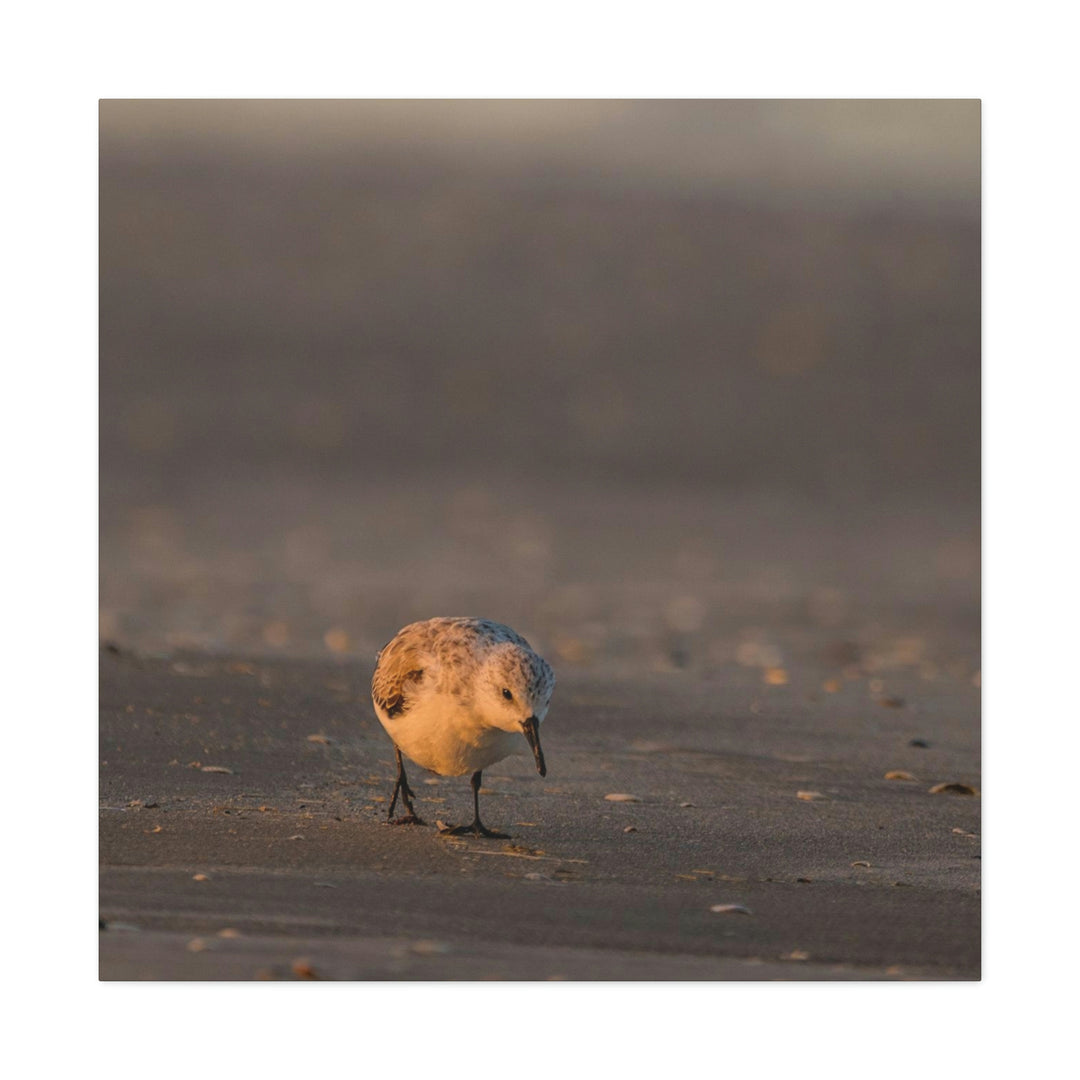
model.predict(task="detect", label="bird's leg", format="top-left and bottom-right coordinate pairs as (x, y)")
top-left (387, 747), bottom-right (425, 826)
top-left (468, 769), bottom-right (511, 838)
top-left (439, 770), bottom-right (510, 839)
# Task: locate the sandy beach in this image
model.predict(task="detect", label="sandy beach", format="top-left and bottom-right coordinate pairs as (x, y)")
top-left (100, 636), bottom-right (979, 980)
top-left (99, 101), bottom-right (979, 980)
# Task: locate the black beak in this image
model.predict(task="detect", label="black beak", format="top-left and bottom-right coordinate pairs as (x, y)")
top-left (521, 716), bottom-right (547, 777)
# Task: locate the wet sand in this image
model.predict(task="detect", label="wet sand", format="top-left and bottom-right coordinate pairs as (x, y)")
top-left (98, 102), bottom-right (980, 981)
top-left (99, 644), bottom-right (980, 980)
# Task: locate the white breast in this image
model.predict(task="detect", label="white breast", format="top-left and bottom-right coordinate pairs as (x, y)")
top-left (376, 692), bottom-right (521, 777)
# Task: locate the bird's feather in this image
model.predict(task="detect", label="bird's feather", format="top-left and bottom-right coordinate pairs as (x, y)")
top-left (371, 635), bottom-right (426, 718)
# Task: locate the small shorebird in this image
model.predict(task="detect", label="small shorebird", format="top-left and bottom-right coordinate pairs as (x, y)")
top-left (371, 617), bottom-right (555, 838)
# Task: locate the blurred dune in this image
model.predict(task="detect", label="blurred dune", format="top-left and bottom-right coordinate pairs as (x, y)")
top-left (99, 100), bottom-right (979, 661)
top-left (100, 99), bottom-right (978, 211)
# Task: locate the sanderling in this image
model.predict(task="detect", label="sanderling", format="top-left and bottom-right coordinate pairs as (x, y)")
top-left (371, 617), bottom-right (555, 838)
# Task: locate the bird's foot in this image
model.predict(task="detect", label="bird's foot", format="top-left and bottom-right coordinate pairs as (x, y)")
top-left (387, 813), bottom-right (427, 827)
top-left (437, 820), bottom-right (510, 839)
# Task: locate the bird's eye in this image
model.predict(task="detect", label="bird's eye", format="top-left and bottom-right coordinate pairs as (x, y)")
top-left (502, 688), bottom-right (513, 701)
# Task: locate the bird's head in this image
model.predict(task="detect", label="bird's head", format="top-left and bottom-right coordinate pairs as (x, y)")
top-left (479, 642), bottom-right (555, 776)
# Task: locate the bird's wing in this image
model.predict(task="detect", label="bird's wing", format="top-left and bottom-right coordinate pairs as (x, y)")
top-left (371, 633), bottom-right (427, 719)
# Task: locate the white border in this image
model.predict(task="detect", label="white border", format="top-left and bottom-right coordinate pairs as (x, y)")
top-left (7, 1), bottom-right (1078, 1076)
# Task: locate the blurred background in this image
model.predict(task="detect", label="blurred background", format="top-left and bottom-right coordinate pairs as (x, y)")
top-left (99, 100), bottom-right (980, 680)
